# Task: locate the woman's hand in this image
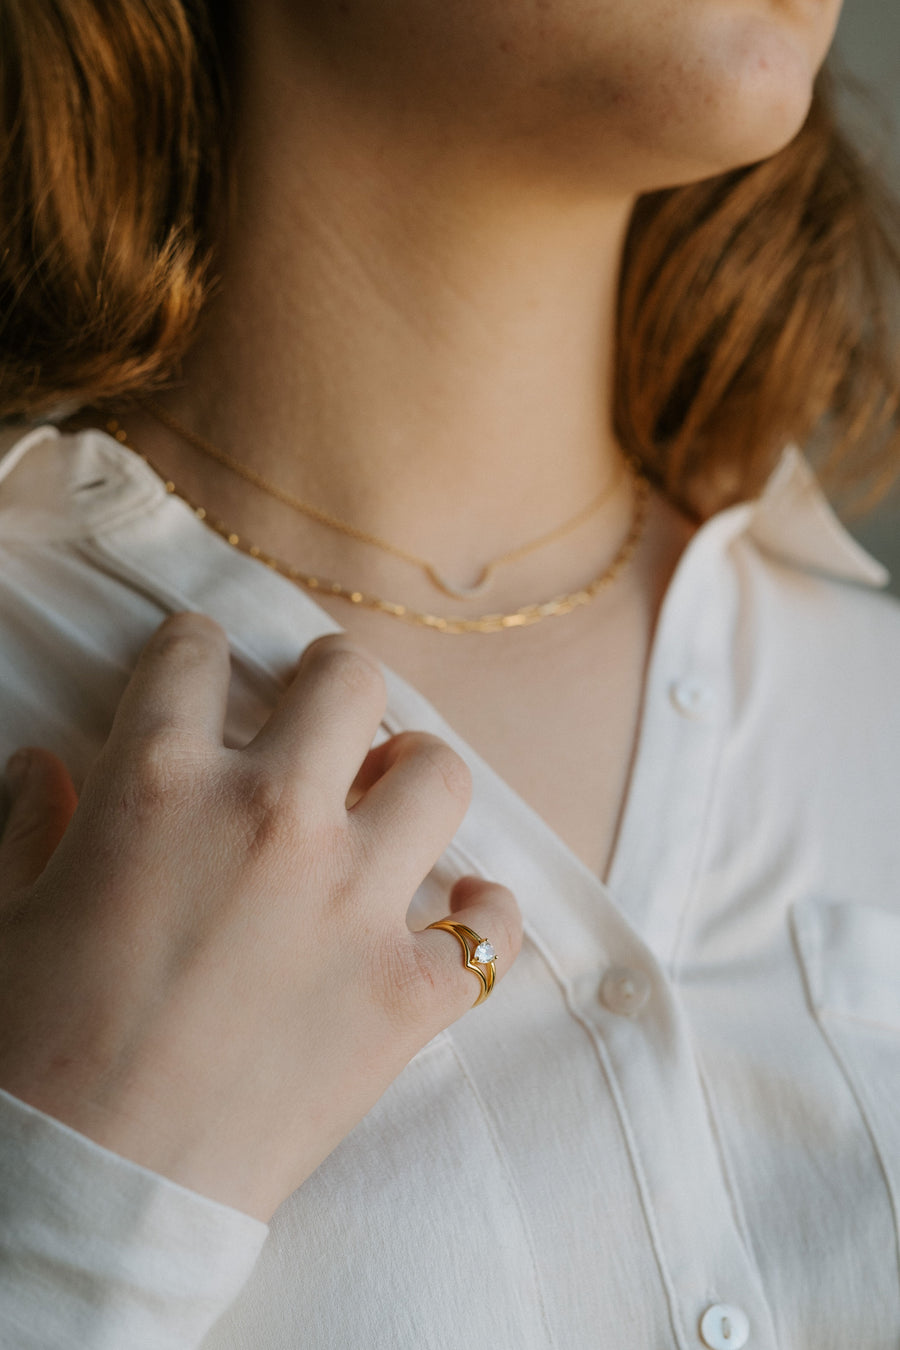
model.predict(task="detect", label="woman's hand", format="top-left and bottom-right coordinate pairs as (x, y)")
top-left (0, 614), bottom-right (521, 1221)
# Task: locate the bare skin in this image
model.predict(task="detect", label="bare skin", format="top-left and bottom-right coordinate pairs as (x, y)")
top-left (1, 0), bottom-right (843, 1220)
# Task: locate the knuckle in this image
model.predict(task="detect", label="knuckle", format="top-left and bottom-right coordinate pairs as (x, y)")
top-left (415, 737), bottom-right (472, 804)
top-left (372, 932), bottom-right (437, 1026)
top-left (123, 730), bottom-right (201, 810)
top-left (158, 611), bottom-right (223, 641)
top-left (306, 642), bottom-right (385, 700)
top-left (147, 620), bottom-right (223, 669)
top-left (230, 765), bottom-right (306, 859)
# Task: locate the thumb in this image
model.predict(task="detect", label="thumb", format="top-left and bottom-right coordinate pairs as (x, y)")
top-left (1, 749), bottom-right (79, 900)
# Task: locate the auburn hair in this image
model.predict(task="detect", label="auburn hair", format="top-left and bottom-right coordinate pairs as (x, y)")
top-left (1, 1), bottom-right (898, 518)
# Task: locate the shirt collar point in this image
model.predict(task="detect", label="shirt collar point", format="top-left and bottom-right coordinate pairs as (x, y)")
top-left (746, 446), bottom-right (891, 591)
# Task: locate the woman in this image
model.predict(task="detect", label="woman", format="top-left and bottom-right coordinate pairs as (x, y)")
top-left (0, 1), bottom-right (898, 1346)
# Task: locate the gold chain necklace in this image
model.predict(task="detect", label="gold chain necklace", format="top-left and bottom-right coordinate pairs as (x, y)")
top-left (141, 397), bottom-right (626, 601)
top-left (107, 418), bottom-right (650, 635)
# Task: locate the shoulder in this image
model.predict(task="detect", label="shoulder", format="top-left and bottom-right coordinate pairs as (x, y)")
top-left (738, 532), bottom-right (900, 696)
top-left (723, 532), bottom-right (900, 878)
top-left (716, 447), bottom-right (899, 714)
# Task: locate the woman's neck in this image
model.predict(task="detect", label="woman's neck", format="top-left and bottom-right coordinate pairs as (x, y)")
top-left (129, 7), bottom-right (639, 595)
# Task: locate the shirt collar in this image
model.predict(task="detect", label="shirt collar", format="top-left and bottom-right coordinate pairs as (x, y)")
top-left (744, 445), bottom-right (889, 589)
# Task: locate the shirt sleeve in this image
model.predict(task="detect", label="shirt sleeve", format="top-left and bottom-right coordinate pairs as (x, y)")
top-left (0, 1088), bottom-right (269, 1349)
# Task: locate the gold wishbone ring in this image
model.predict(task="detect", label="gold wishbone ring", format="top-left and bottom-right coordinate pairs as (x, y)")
top-left (426, 919), bottom-right (498, 1007)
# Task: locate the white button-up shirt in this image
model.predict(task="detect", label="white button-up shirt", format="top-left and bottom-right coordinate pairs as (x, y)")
top-left (0, 426), bottom-right (898, 1350)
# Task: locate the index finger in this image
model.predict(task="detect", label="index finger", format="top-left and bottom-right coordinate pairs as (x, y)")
top-left (108, 612), bottom-right (231, 748)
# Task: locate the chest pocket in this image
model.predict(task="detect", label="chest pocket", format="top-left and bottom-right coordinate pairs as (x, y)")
top-left (792, 898), bottom-right (900, 1262)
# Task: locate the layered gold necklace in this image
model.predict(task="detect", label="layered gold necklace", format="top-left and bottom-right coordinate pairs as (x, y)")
top-left (107, 407), bottom-right (649, 635)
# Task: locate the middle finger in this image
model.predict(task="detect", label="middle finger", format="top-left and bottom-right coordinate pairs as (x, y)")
top-left (245, 635), bottom-right (387, 805)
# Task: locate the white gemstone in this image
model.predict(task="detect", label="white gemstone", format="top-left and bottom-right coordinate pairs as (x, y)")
top-left (473, 940), bottom-right (496, 963)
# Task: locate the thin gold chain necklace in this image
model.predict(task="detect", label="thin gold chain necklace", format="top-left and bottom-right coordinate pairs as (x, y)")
top-left (107, 418), bottom-right (650, 635)
top-left (141, 397), bottom-right (626, 601)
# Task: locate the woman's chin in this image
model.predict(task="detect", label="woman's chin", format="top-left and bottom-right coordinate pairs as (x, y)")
top-left (722, 19), bottom-right (821, 154)
top-left (690, 86), bottom-right (814, 181)
top-left (639, 20), bottom-right (822, 187)
top-left (529, 7), bottom-right (831, 195)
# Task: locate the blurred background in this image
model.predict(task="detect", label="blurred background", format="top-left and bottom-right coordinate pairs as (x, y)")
top-left (833, 0), bottom-right (900, 593)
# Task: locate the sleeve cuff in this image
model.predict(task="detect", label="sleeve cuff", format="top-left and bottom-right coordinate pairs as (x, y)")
top-left (0, 1087), bottom-right (269, 1349)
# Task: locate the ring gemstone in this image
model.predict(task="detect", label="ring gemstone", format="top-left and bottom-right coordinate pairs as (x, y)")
top-left (473, 940), bottom-right (497, 964)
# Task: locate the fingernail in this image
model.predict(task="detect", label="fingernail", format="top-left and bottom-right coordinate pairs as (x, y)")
top-left (5, 751), bottom-right (32, 791)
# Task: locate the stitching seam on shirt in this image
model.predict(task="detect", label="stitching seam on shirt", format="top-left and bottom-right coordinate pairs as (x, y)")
top-left (443, 1036), bottom-right (558, 1349)
top-left (792, 906), bottom-right (900, 1289)
top-left (660, 550), bottom-right (780, 1338)
top-left (669, 547), bottom-right (742, 981)
top-left (693, 1056), bottom-right (784, 1350)
top-left (514, 939), bottom-right (691, 1350)
top-left (578, 1008), bottom-right (691, 1349)
top-left (666, 735), bottom-right (728, 979)
top-left (80, 483), bottom-right (170, 535)
top-left (813, 1016), bottom-right (900, 1291)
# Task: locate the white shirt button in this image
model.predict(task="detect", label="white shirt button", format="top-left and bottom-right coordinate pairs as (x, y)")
top-left (699, 1303), bottom-right (750, 1349)
top-left (669, 676), bottom-right (714, 720)
top-left (599, 967), bottom-right (651, 1017)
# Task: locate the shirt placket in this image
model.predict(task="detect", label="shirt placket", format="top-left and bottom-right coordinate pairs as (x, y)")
top-left (443, 502), bottom-right (782, 1349)
top-left (590, 506), bottom-right (781, 1349)
top-left (605, 505), bottom-right (751, 964)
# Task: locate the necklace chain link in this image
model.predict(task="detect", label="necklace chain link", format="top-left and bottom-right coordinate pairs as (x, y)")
top-left (107, 416), bottom-right (650, 635)
top-left (141, 398), bottom-right (629, 600)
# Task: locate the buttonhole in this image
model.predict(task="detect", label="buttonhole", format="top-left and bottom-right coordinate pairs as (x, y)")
top-left (74, 477), bottom-right (108, 492)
